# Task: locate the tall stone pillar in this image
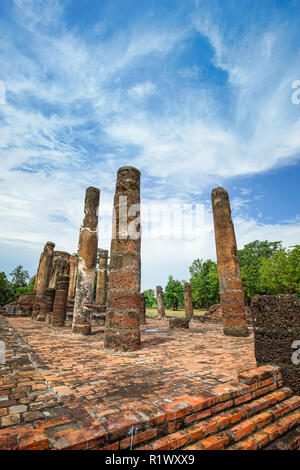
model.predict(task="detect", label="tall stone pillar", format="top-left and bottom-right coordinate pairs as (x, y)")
top-left (32, 242), bottom-right (55, 319)
top-left (72, 187), bottom-right (100, 335)
top-left (52, 275), bottom-right (70, 327)
top-left (104, 166), bottom-right (141, 351)
top-left (95, 250), bottom-right (108, 305)
top-left (140, 293), bottom-right (146, 325)
top-left (68, 255), bottom-right (77, 301)
top-left (211, 187), bottom-right (249, 337)
top-left (184, 282), bottom-right (193, 320)
top-left (156, 286), bottom-right (165, 318)
top-left (37, 288), bottom-right (55, 322)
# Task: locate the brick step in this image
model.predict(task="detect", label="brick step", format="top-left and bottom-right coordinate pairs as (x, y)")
top-left (0, 365), bottom-right (291, 450)
top-left (263, 426), bottom-right (300, 450)
top-left (186, 398), bottom-right (300, 450)
top-left (137, 390), bottom-right (299, 450)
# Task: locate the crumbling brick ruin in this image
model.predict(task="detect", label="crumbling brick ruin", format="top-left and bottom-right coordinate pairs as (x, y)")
top-left (67, 255), bottom-right (77, 301)
top-left (72, 187), bottom-right (100, 335)
top-left (156, 285), bottom-right (165, 318)
top-left (211, 187), bottom-right (249, 337)
top-left (95, 249), bottom-right (108, 306)
top-left (52, 275), bottom-right (70, 327)
top-left (184, 282), bottom-right (193, 320)
top-left (37, 288), bottom-right (55, 322)
top-left (251, 294), bottom-right (300, 394)
top-left (32, 241), bottom-right (55, 319)
top-left (104, 166), bottom-right (141, 352)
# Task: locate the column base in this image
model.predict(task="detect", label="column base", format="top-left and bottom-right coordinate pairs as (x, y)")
top-left (223, 326), bottom-right (249, 337)
top-left (72, 324), bottom-right (91, 335)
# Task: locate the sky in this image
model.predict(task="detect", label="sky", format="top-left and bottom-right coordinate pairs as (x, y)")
top-left (0, 0), bottom-right (300, 291)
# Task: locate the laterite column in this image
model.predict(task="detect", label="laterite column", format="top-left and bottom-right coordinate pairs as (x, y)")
top-left (104, 166), bottom-right (141, 351)
top-left (211, 187), bottom-right (249, 337)
top-left (72, 187), bottom-right (100, 335)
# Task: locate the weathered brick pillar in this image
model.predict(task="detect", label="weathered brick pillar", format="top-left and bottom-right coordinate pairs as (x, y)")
top-left (68, 255), bottom-right (77, 301)
top-left (156, 286), bottom-right (165, 318)
top-left (251, 295), bottom-right (300, 394)
top-left (104, 166), bottom-right (141, 351)
top-left (211, 187), bottom-right (249, 337)
top-left (37, 288), bottom-right (55, 322)
top-left (32, 241), bottom-right (55, 319)
top-left (184, 282), bottom-right (193, 320)
top-left (72, 187), bottom-right (100, 335)
top-left (95, 250), bottom-right (108, 305)
top-left (140, 293), bottom-right (146, 325)
top-left (52, 275), bottom-right (70, 327)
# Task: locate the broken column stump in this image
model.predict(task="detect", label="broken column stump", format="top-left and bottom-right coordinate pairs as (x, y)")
top-left (184, 282), bottom-right (193, 320)
top-left (72, 187), bottom-right (100, 335)
top-left (156, 286), bottom-right (165, 319)
top-left (37, 288), bottom-right (55, 322)
top-left (95, 249), bottom-right (108, 305)
top-left (104, 166), bottom-right (141, 351)
top-left (52, 275), bottom-right (70, 327)
top-left (251, 294), bottom-right (300, 394)
top-left (32, 241), bottom-right (55, 319)
top-left (211, 187), bottom-right (249, 337)
top-left (140, 293), bottom-right (146, 325)
top-left (169, 318), bottom-right (190, 329)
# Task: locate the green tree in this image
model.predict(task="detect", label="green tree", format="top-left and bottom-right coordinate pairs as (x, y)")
top-left (238, 240), bottom-right (282, 303)
top-left (143, 289), bottom-right (156, 307)
top-left (164, 275), bottom-right (184, 310)
top-left (0, 272), bottom-right (15, 305)
top-left (259, 245), bottom-right (300, 295)
top-left (189, 259), bottom-right (219, 308)
top-left (15, 275), bottom-right (36, 297)
top-left (9, 265), bottom-right (29, 288)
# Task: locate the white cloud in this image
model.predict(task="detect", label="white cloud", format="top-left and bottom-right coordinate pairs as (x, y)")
top-left (128, 81), bottom-right (156, 99)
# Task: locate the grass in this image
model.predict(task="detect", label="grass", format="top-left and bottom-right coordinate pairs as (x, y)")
top-left (146, 307), bottom-right (206, 318)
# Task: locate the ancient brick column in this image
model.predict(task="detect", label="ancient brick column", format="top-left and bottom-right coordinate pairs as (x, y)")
top-left (95, 250), bottom-right (108, 305)
top-left (251, 295), bottom-right (300, 394)
top-left (37, 288), bottom-right (55, 322)
top-left (72, 187), bottom-right (100, 335)
top-left (32, 241), bottom-right (55, 319)
top-left (140, 293), bottom-right (146, 325)
top-left (104, 166), bottom-right (141, 351)
top-left (184, 282), bottom-right (193, 320)
top-left (211, 187), bottom-right (249, 337)
top-left (52, 275), bottom-right (70, 327)
top-left (68, 255), bottom-right (77, 301)
top-left (156, 286), bottom-right (165, 318)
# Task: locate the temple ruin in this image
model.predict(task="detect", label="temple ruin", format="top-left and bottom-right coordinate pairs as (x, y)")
top-left (1, 167), bottom-right (299, 451)
top-left (211, 187), bottom-right (249, 337)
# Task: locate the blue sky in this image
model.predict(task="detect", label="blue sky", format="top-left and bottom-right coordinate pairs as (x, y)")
top-left (0, 0), bottom-right (300, 290)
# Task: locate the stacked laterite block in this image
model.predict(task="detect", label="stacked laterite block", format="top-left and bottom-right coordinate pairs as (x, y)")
top-left (95, 250), bottom-right (108, 306)
top-left (72, 187), bottom-right (100, 335)
top-left (251, 295), bottom-right (300, 395)
top-left (1, 365), bottom-right (299, 450)
top-left (52, 275), bottom-right (70, 327)
top-left (37, 288), bottom-right (55, 322)
top-left (211, 188), bottom-right (249, 337)
top-left (156, 286), bottom-right (165, 319)
top-left (104, 167), bottom-right (141, 352)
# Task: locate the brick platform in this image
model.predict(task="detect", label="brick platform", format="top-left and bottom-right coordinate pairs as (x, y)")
top-left (1, 316), bottom-right (299, 450)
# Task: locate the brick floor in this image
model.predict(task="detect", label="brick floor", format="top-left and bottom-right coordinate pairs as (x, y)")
top-left (1, 315), bottom-right (255, 432)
